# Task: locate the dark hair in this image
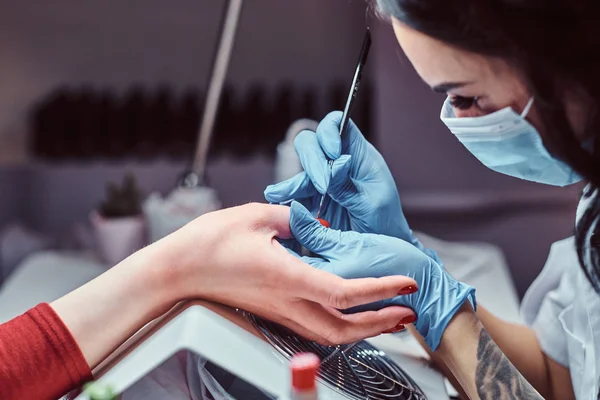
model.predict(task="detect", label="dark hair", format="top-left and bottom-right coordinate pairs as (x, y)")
top-left (373, 0), bottom-right (600, 293)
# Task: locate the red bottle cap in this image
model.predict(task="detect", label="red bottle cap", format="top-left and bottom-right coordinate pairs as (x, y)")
top-left (290, 353), bottom-right (320, 391)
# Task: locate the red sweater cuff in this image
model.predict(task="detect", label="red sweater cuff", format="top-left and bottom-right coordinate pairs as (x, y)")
top-left (0, 303), bottom-right (92, 400)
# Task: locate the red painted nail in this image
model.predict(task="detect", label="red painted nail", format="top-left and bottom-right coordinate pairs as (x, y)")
top-left (382, 323), bottom-right (405, 334)
top-left (316, 218), bottom-right (330, 228)
top-left (398, 285), bottom-right (418, 295)
top-left (400, 315), bottom-right (417, 325)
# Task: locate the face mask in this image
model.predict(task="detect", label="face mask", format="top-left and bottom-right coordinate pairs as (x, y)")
top-left (440, 97), bottom-right (582, 186)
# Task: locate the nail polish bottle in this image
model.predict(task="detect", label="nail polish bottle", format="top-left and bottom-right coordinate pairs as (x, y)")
top-left (290, 353), bottom-right (320, 400)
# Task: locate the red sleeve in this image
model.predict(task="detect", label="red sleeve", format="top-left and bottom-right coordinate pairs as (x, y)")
top-left (0, 303), bottom-right (92, 400)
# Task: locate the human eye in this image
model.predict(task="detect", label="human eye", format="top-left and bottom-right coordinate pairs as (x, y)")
top-left (449, 95), bottom-right (480, 111)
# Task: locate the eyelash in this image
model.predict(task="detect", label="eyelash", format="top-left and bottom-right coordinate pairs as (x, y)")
top-left (450, 95), bottom-right (480, 110)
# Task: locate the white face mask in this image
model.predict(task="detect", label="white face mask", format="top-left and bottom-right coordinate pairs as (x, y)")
top-left (440, 97), bottom-right (582, 186)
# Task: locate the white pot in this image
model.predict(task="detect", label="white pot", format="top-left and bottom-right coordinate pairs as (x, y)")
top-left (91, 212), bottom-right (145, 267)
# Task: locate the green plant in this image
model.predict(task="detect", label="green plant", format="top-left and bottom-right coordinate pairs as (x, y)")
top-left (83, 381), bottom-right (117, 400)
top-left (99, 173), bottom-right (142, 218)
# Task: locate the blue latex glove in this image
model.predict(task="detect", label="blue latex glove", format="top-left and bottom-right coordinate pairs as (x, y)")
top-left (265, 111), bottom-right (441, 264)
top-left (289, 201), bottom-right (476, 351)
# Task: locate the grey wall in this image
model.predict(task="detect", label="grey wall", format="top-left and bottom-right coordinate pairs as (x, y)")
top-left (0, 168), bottom-right (27, 227)
top-left (0, 0), bottom-right (369, 162)
top-left (22, 157), bottom-right (275, 235)
top-left (0, 0), bottom-right (369, 236)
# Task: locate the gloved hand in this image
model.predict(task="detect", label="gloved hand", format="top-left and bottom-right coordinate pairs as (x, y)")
top-left (264, 111), bottom-right (441, 264)
top-left (288, 201), bottom-right (476, 351)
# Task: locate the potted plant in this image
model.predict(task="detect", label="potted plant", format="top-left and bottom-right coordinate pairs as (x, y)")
top-left (91, 173), bottom-right (145, 266)
top-left (83, 381), bottom-right (117, 400)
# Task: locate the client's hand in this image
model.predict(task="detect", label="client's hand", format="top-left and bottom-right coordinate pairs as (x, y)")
top-left (159, 202), bottom-right (417, 345)
top-left (45, 202), bottom-right (418, 400)
top-left (287, 201), bottom-right (476, 351)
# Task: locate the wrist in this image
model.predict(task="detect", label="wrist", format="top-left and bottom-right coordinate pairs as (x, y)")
top-left (436, 301), bottom-right (479, 357)
top-left (146, 217), bottom-right (215, 302)
top-left (433, 302), bottom-right (480, 398)
top-left (50, 244), bottom-right (183, 368)
top-left (413, 267), bottom-right (476, 350)
top-left (124, 244), bottom-right (183, 316)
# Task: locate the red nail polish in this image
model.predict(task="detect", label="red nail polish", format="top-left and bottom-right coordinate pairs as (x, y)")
top-left (398, 285), bottom-right (418, 295)
top-left (316, 218), bottom-right (330, 228)
top-left (400, 315), bottom-right (417, 325)
top-left (382, 323), bottom-right (405, 334)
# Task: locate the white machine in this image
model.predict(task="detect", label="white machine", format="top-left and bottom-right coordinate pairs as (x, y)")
top-left (72, 300), bottom-right (450, 400)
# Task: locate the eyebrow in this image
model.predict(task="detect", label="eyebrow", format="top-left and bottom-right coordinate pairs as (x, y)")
top-left (430, 82), bottom-right (471, 93)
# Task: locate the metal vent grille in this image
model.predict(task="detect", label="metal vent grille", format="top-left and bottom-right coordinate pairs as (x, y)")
top-left (247, 314), bottom-right (427, 400)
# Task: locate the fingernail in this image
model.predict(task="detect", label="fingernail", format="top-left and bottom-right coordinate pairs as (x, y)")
top-left (316, 218), bottom-right (330, 228)
top-left (382, 323), bottom-right (405, 334)
top-left (400, 315), bottom-right (417, 325)
top-left (398, 285), bottom-right (418, 295)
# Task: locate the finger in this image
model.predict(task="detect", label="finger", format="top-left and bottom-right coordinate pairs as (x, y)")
top-left (294, 130), bottom-right (330, 193)
top-left (332, 306), bottom-right (415, 343)
top-left (342, 117), bottom-right (367, 155)
top-left (264, 172), bottom-right (317, 203)
top-left (317, 111), bottom-right (366, 158)
top-left (316, 111), bottom-right (343, 160)
top-left (291, 264), bottom-right (418, 310)
top-left (323, 275), bottom-right (418, 310)
top-left (288, 300), bottom-right (415, 345)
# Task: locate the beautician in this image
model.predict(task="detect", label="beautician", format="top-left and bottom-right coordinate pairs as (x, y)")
top-left (266, 0), bottom-right (599, 399)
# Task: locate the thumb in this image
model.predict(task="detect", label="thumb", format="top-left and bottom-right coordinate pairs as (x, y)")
top-left (264, 172), bottom-right (317, 203)
top-left (294, 130), bottom-right (330, 193)
top-left (317, 111), bottom-right (367, 158)
top-left (289, 201), bottom-right (344, 259)
top-left (316, 111), bottom-right (344, 160)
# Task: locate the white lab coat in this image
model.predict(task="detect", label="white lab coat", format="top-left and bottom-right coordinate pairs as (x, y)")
top-left (521, 192), bottom-right (600, 399)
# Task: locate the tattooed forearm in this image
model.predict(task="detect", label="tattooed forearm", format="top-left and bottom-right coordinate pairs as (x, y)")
top-left (476, 327), bottom-right (543, 399)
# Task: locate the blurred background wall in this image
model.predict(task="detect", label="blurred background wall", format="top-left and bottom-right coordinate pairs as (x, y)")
top-left (0, 0), bottom-right (581, 296)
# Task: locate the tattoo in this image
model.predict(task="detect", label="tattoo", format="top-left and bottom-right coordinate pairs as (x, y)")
top-left (476, 327), bottom-right (543, 399)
